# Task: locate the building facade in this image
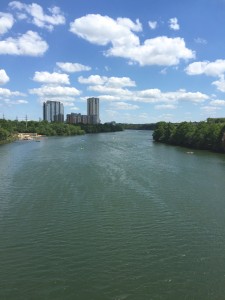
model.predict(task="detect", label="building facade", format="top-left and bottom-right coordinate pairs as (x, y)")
top-left (67, 97), bottom-right (100, 125)
top-left (43, 101), bottom-right (64, 122)
top-left (87, 97), bottom-right (100, 124)
top-left (66, 113), bottom-right (89, 124)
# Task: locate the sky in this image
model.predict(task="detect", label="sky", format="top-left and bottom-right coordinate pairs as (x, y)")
top-left (1, 0), bottom-right (225, 123)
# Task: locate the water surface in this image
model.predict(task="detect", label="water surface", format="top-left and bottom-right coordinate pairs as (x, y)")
top-left (0, 130), bottom-right (225, 300)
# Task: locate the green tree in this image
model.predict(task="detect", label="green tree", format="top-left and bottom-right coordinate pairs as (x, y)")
top-left (152, 122), bottom-right (167, 142)
top-left (0, 128), bottom-right (9, 141)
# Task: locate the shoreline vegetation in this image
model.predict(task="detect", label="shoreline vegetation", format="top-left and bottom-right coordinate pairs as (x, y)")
top-left (153, 118), bottom-right (225, 153)
top-left (0, 119), bottom-right (124, 144)
top-left (1, 118), bottom-right (225, 154)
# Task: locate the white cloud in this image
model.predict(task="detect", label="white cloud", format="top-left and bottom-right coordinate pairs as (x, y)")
top-left (0, 87), bottom-right (24, 97)
top-left (117, 17), bottom-right (142, 32)
top-left (106, 36), bottom-right (194, 66)
top-left (212, 75), bottom-right (225, 92)
top-left (78, 75), bottom-right (136, 88)
top-left (210, 99), bottom-right (225, 106)
top-left (3, 98), bottom-right (28, 106)
top-left (97, 95), bottom-right (121, 101)
top-left (79, 73), bottom-right (208, 105)
top-left (16, 99), bottom-right (28, 104)
top-left (156, 113), bottom-right (174, 121)
top-left (185, 60), bottom-right (225, 77)
top-left (107, 77), bottom-right (136, 87)
top-left (56, 62), bottom-right (91, 73)
top-left (169, 17), bottom-right (180, 30)
top-left (78, 75), bottom-right (107, 85)
top-left (0, 13), bottom-right (14, 35)
top-left (70, 106), bottom-right (80, 111)
top-left (70, 14), bottom-right (140, 46)
top-left (194, 37), bottom-right (207, 44)
top-left (70, 14), bottom-right (194, 66)
top-left (155, 104), bottom-right (177, 109)
top-left (33, 71), bottom-right (70, 85)
top-left (135, 89), bottom-right (208, 104)
top-left (110, 101), bottom-right (139, 110)
top-left (9, 1), bottom-right (65, 31)
top-left (160, 68), bottom-right (167, 75)
top-left (201, 106), bottom-right (221, 114)
top-left (0, 30), bottom-right (48, 56)
top-left (88, 85), bottom-right (133, 98)
top-left (0, 69), bottom-right (10, 85)
top-left (148, 21), bottom-right (157, 30)
top-left (29, 85), bottom-right (81, 98)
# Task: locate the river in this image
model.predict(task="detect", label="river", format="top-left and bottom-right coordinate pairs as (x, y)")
top-left (0, 130), bottom-right (225, 300)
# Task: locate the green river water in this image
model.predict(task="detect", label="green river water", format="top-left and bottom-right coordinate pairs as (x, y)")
top-left (0, 130), bottom-right (225, 300)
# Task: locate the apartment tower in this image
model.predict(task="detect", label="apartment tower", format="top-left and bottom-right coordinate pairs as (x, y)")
top-left (43, 101), bottom-right (64, 122)
top-left (87, 97), bottom-right (100, 124)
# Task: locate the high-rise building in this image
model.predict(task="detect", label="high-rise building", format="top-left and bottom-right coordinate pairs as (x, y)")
top-left (43, 101), bottom-right (64, 122)
top-left (87, 97), bottom-right (100, 124)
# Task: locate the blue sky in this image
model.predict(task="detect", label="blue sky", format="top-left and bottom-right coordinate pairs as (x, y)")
top-left (1, 0), bottom-right (225, 123)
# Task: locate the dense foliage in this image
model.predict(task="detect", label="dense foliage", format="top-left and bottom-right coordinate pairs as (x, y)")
top-left (0, 119), bottom-right (124, 143)
top-left (121, 123), bottom-right (156, 130)
top-left (153, 121), bottom-right (225, 153)
top-left (0, 119), bottom-right (85, 143)
top-left (80, 123), bottom-right (123, 133)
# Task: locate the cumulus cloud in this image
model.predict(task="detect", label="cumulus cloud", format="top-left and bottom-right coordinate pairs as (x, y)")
top-left (201, 106), bottom-right (221, 114)
top-left (212, 75), bottom-right (225, 92)
top-left (9, 1), bottom-right (65, 31)
top-left (16, 99), bottom-right (28, 104)
top-left (169, 17), bottom-right (180, 30)
top-left (88, 85), bottom-right (133, 98)
top-left (110, 101), bottom-right (139, 110)
top-left (148, 20), bottom-right (157, 30)
top-left (210, 99), bottom-right (225, 106)
top-left (0, 88), bottom-right (24, 97)
top-left (0, 30), bottom-right (48, 56)
top-left (78, 75), bottom-right (136, 87)
top-left (0, 69), bottom-right (10, 85)
top-left (70, 106), bottom-right (80, 111)
top-left (135, 89), bottom-right (208, 104)
top-left (70, 14), bottom-right (140, 46)
top-left (78, 72), bottom-right (209, 105)
top-left (78, 75), bottom-right (135, 99)
top-left (33, 71), bottom-right (70, 85)
top-left (107, 36), bottom-right (194, 66)
top-left (29, 85), bottom-right (81, 97)
top-left (70, 14), bottom-right (194, 66)
top-left (0, 13), bottom-right (14, 35)
top-left (78, 73), bottom-right (209, 106)
top-left (107, 76), bottom-right (136, 88)
top-left (155, 104), bottom-right (177, 110)
top-left (78, 75), bottom-right (106, 85)
top-left (3, 98), bottom-right (28, 105)
top-left (185, 60), bottom-right (225, 77)
top-left (56, 62), bottom-right (91, 73)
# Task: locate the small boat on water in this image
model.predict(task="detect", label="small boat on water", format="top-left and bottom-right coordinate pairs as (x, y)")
top-left (186, 151), bottom-right (194, 154)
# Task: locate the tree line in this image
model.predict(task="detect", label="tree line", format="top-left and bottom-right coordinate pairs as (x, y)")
top-left (153, 119), bottom-right (225, 153)
top-left (121, 123), bottom-right (156, 130)
top-left (80, 123), bottom-right (123, 133)
top-left (0, 119), bottom-right (124, 143)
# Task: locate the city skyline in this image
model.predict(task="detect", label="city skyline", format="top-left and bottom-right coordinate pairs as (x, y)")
top-left (1, 0), bottom-right (225, 123)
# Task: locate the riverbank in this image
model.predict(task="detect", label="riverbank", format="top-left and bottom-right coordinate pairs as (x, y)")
top-left (0, 120), bottom-right (124, 145)
top-left (153, 120), bottom-right (225, 153)
top-left (17, 133), bottom-right (44, 141)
